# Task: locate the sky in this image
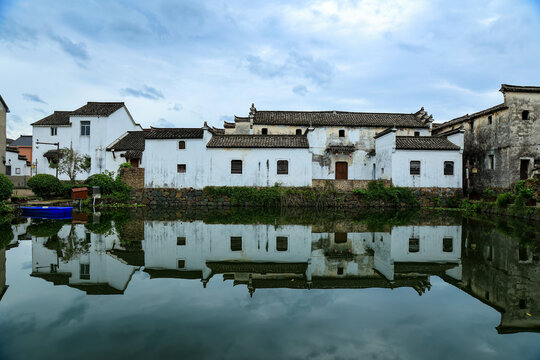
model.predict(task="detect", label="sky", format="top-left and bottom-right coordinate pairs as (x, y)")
top-left (1, 0), bottom-right (540, 138)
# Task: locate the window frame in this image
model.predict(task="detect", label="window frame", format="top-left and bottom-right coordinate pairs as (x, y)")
top-left (51, 127), bottom-right (58, 136)
top-left (177, 236), bottom-right (186, 246)
top-left (231, 160), bottom-right (242, 174)
top-left (178, 141), bottom-right (186, 150)
top-left (442, 237), bottom-right (453, 252)
top-left (296, 129), bottom-right (302, 135)
top-left (338, 129), bottom-right (345, 138)
top-left (15, 168), bottom-right (21, 175)
top-left (177, 259), bottom-right (185, 268)
top-left (80, 121), bottom-right (91, 136)
top-left (444, 161), bottom-right (454, 175)
top-left (230, 236), bottom-right (242, 251)
top-left (410, 161), bottom-right (421, 175)
top-left (80, 263), bottom-right (90, 280)
top-left (177, 164), bottom-right (186, 173)
top-left (488, 155), bottom-right (495, 170)
top-left (277, 160), bottom-right (289, 175)
top-left (414, 131), bottom-right (420, 137)
top-left (409, 238), bottom-right (420, 253)
top-left (261, 128), bottom-right (268, 135)
top-left (276, 236), bottom-right (288, 251)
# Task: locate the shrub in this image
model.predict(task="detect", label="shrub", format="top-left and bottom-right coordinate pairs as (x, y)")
top-left (496, 192), bottom-right (515, 208)
top-left (119, 162), bottom-right (132, 169)
top-left (85, 173), bottom-right (131, 202)
top-left (353, 181), bottom-right (419, 207)
top-left (482, 188), bottom-right (496, 198)
top-left (0, 174), bottom-right (14, 201)
top-left (27, 174), bottom-right (63, 198)
top-left (204, 186), bottom-right (281, 207)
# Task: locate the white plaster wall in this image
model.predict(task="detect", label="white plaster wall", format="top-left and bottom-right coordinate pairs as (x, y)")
top-left (33, 107), bottom-right (142, 180)
top-left (5, 151), bottom-right (31, 176)
top-left (374, 132), bottom-right (395, 181)
top-left (391, 149), bottom-right (462, 188)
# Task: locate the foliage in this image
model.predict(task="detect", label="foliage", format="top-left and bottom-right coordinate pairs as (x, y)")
top-left (27, 174), bottom-right (63, 198)
top-left (49, 147), bottom-right (91, 182)
top-left (496, 192), bottom-right (515, 208)
top-left (0, 201), bottom-right (13, 214)
top-left (85, 172), bottom-right (131, 202)
top-left (204, 185), bottom-right (281, 207)
top-left (27, 219), bottom-right (68, 237)
top-left (119, 162), bottom-right (132, 169)
top-left (353, 181), bottom-right (419, 207)
top-left (0, 174), bottom-right (14, 201)
top-left (0, 221), bottom-right (14, 250)
top-left (482, 188), bottom-right (497, 198)
top-left (444, 195), bottom-right (462, 208)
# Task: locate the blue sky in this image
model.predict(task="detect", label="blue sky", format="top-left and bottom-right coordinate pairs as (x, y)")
top-left (1, 0), bottom-right (540, 138)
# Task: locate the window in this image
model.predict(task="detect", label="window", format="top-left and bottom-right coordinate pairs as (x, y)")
top-left (15, 168), bottom-right (21, 175)
top-left (522, 110), bottom-right (530, 120)
top-left (469, 120), bottom-right (474, 130)
top-left (5, 166), bottom-right (11, 176)
top-left (276, 236), bottom-right (288, 251)
top-left (85, 232), bottom-right (91, 243)
top-left (409, 238), bottom-right (419, 253)
top-left (177, 164), bottom-right (186, 173)
top-left (177, 259), bottom-right (185, 268)
top-left (488, 115), bottom-right (493, 125)
top-left (488, 155), bottom-right (494, 170)
top-left (339, 129), bottom-right (345, 137)
top-left (296, 129), bottom-right (302, 135)
top-left (410, 161), bottom-right (420, 175)
top-left (230, 236), bottom-right (242, 251)
top-left (231, 160), bottom-right (242, 174)
top-left (337, 267), bottom-right (344, 275)
top-left (443, 238), bottom-right (453, 252)
top-left (444, 161), bottom-right (454, 175)
top-left (335, 232), bottom-right (347, 243)
top-left (277, 160), bottom-right (288, 175)
top-left (80, 264), bottom-right (90, 280)
top-left (381, 167), bottom-right (384, 174)
top-left (80, 121), bottom-right (90, 136)
top-left (51, 127), bottom-right (57, 136)
top-left (519, 247), bottom-right (529, 261)
top-left (414, 131), bottom-right (420, 137)
top-left (178, 141), bottom-right (185, 149)
top-left (261, 128), bottom-right (268, 135)
top-left (177, 237), bottom-right (186, 246)
top-left (519, 299), bottom-right (527, 309)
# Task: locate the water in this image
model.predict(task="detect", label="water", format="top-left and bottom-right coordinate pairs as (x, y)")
top-left (0, 209), bottom-right (538, 360)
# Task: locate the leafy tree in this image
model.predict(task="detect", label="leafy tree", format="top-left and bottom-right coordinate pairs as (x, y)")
top-left (50, 147), bottom-right (91, 182)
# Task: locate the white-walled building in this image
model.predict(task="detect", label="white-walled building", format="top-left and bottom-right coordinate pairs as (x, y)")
top-left (32, 102), bottom-right (143, 180)
top-left (5, 147), bottom-right (31, 177)
top-left (0, 95), bottom-right (9, 176)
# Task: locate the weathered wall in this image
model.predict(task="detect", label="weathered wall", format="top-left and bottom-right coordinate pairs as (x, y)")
top-left (0, 102), bottom-right (6, 176)
top-left (312, 179), bottom-right (391, 191)
top-left (5, 150), bottom-right (31, 176)
top-left (120, 167), bottom-right (145, 189)
top-left (6, 176), bottom-right (28, 188)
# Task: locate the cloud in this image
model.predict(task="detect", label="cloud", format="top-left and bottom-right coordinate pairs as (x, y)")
top-left (121, 85), bottom-right (165, 100)
top-left (169, 103), bottom-right (183, 112)
top-left (33, 108), bottom-right (48, 115)
top-left (292, 85), bottom-right (308, 96)
top-left (8, 114), bottom-right (23, 124)
top-left (22, 93), bottom-right (47, 104)
top-left (153, 118), bottom-right (175, 127)
top-left (49, 34), bottom-right (90, 62)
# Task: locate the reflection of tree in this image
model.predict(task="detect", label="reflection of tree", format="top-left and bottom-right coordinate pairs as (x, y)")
top-left (0, 222), bottom-right (14, 250)
top-left (27, 220), bottom-right (68, 238)
top-left (60, 226), bottom-right (91, 261)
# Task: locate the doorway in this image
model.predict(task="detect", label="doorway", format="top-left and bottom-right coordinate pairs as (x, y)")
top-left (335, 162), bottom-right (348, 180)
top-left (5, 165), bottom-right (11, 176)
top-left (520, 159), bottom-right (530, 180)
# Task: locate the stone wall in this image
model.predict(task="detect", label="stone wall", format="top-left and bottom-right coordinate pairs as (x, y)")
top-left (312, 179), bottom-right (391, 191)
top-left (7, 176), bottom-right (28, 188)
top-left (120, 168), bottom-right (144, 189)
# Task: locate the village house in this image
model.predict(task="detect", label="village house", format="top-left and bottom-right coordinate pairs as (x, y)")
top-left (433, 84), bottom-right (540, 191)
top-left (5, 147), bottom-right (31, 178)
top-left (8, 135), bottom-right (32, 167)
top-left (31, 102), bottom-right (143, 180)
top-left (0, 95), bottom-right (9, 176)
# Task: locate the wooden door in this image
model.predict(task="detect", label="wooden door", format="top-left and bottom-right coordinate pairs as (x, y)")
top-left (335, 162), bottom-right (348, 180)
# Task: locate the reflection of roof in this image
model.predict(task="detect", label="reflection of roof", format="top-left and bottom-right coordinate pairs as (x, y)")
top-left (496, 324), bottom-right (540, 334)
top-left (395, 136), bottom-right (460, 151)
top-left (207, 135), bottom-right (309, 149)
top-left (31, 111), bottom-right (72, 126)
top-left (31, 271), bottom-right (71, 285)
top-left (207, 262), bottom-right (308, 274)
top-left (144, 269), bottom-right (203, 279)
top-left (9, 135), bottom-right (32, 147)
top-left (71, 102), bottom-right (124, 116)
top-left (251, 111), bottom-right (429, 128)
top-left (394, 262), bottom-right (459, 275)
top-left (68, 283), bottom-right (124, 295)
top-left (145, 128), bottom-right (204, 139)
top-left (109, 249), bottom-right (145, 266)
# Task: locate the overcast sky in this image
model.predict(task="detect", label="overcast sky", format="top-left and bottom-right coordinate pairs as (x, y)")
top-left (1, 0), bottom-right (540, 138)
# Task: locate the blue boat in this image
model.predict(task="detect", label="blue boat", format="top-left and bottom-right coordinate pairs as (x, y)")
top-left (21, 206), bottom-right (73, 219)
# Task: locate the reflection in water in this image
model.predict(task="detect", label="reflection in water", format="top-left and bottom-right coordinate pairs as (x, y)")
top-left (18, 212), bottom-right (539, 336)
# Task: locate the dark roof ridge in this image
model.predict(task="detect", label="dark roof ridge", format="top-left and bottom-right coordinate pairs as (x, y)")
top-left (256, 109), bottom-right (416, 115)
top-left (500, 84), bottom-right (540, 93)
top-left (434, 103), bottom-right (508, 130)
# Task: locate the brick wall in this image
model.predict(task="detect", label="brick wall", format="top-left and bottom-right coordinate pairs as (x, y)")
top-left (120, 168), bottom-right (144, 189)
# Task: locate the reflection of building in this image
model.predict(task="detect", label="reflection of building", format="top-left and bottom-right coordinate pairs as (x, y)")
top-left (0, 249), bottom-right (8, 302)
top-left (31, 223), bottom-right (140, 295)
top-left (443, 223), bottom-right (540, 334)
top-left (142, 221), bottom-right (462, 297)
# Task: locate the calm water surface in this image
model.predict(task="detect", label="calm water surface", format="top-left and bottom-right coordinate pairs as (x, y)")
top-left (0, 209), bottom-right (538, 360)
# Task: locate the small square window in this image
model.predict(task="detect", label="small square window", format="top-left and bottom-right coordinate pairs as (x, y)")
top-left (337, 267), bottom-right (344, 275)
top-left (51, 127), bottom-right (57, 136)
top-left (231, 160), bottom-right (242, 174)
top-left (410, 161), bottom-right (420, 175)
top-left (339, 129), bottom-right (345, 137)
top-left (414, 131), bottom-right (420, 137)
top-left (277, 160), bottom-right (288, 175)
top-left (15, 168), bottom-right (21, 174)
top-left (231, 236), bottom-right (242, 251)
top-left (296, 129), bottom-right (302, 135)
top-left (519, 247), bottom-right (529, 261)
top-left (80, 264), bottom-right (90, 280)
top-left (335, 232), bottom-right (347, 243)
top-left (444, 161), bottom-right (454, 175)
top-left (179, 141), bottom-right (185, 149)
top-left (276, 236), bottom-right (288, 251)
top-left (409, 238), bottom-right (419, 253)
top-left (177, 237), bottom-right (186, 246)
top-left (177, 259), bottom-right (185, 268)
top-left (443, 238), bottom-right (453, 252)
top-left (261, 128), bottom-right (268, 135)
top-left (80, 121), bottom-right (90, 136)
top-left (177, 164), bottom-right (186, 173)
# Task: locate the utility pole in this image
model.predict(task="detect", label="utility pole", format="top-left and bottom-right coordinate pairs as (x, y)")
top-left (36, 141), bottom-right (60, 179)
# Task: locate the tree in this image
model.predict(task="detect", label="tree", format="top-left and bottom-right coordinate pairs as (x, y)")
top-left (50, 147), bottom-right (91, 182)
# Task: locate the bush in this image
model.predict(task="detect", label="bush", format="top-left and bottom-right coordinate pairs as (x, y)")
top-left (85, 172), bottom-right (131, 202)
top-left (204, 185), bottom-right (281, 207)
top-left (119, 162), bottom-right (132, 169)
top-left (0, 174), bottom-right (14, 201)
top-left (482, 188), bottom-right (496, 198)
top-left (27, 174), bottom-right (63, 198)
top-left (353, 181), bottom-right (419, 207)
top-left (496, 192), bottom-right (515, 208)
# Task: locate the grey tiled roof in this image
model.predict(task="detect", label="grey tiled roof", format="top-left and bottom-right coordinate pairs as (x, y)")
top-left (107, 131), bottom-right (146, 151)
top-left (145, 128), bottom-right (204, 139)
top-left (207, 135), bottom-right (309, 148)
top-left (395, 136), bottom-right (460, 150)
top-left (433, 103), bottom-right (508, 131)
top-left (71, 102), bottom-right (125, 116)
top-left (500, 84), bottom-right (540, 93)
top-left (31, 111), bottom-right (72, 126)
top-left (252, 111), bottom-right (429, 128)
top-left (9, 135), bottom-right (32, 147)
top-left (122, 150), bottom-right (143, 159)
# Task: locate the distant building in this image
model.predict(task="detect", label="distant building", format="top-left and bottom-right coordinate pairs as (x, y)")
top-left (5, 147), bottom-right (31, 177)
top-left (0, 95), bottom-right (9, 176)
top-left (31, 102), bottom-right (143, 180)
top-left (8, 135), bottom-right (33, 169)
top-left (433, 84), bottom-right (540, 191)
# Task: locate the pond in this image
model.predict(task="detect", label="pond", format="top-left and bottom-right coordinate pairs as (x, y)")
top-left (0, 209), bottom-right (538, 359)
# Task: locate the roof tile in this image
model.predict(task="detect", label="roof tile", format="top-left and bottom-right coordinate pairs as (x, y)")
top-left (71, 102), bottom-right (124, 116)
top-left (207, 135), bottom-right (309, 148)
top-left (31, 111), bottom-right (72, 126)
top-left (145, 128), bottom-right (204, 139)
top-left (395, 136), bottom-right (460, 151)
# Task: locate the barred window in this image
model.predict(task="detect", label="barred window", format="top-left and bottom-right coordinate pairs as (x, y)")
top-left (230, 236), bottom-right (242, 251)
top-left (444, 161), bottom-right (454, 175)
top-left (410, 161), bottom-right (420, 175)
top-left (231, 160), bottom-right (242, 174)
top-left (277, 160), bottom-right (288, 175)
top-left (177, 164), bottom-right (186, 173)
top-left (51, 127), bottom-right (57, 136)
top-left (80, 264), bottom-right (90, 280)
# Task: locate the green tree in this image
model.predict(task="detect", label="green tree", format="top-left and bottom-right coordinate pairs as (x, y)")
top-left (50, 147), bottom-right (91, 182)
